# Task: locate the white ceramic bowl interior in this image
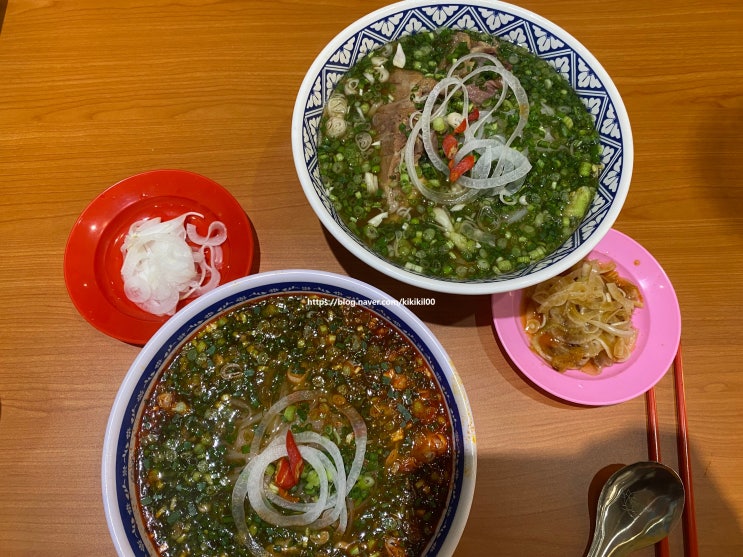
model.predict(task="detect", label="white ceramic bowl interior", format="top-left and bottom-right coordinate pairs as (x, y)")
top-left (292, 0), bottom-right (633, 294)
top-left (102, 270), bottom-right (476, 557)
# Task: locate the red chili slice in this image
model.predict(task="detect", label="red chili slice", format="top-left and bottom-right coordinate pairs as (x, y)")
top-left (452, 107), bottom-right (480, 134)
top-left (274, 457), bottom-right (296, 489)
top-left (274, 430), bottom-right (304, 490)
top-left (449, 155), bottom-right (475, 183)
top-left (285, 429), bottom-right (304, 482)
top-left (442, 134), bottom-right (458, 160)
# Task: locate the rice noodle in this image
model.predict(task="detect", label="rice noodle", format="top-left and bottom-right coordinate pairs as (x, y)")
top-left (524, 259), bottom-right (644, 374)
top-left (120, 212), bottom-right (227, 316)
top-left (404, 52), bottom-right (531, 205)
top-left (232, 390), bottom-right (368, 555)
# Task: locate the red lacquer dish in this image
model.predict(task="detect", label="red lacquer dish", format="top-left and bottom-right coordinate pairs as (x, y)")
top-left (64, 170), bottom-right (256, 344)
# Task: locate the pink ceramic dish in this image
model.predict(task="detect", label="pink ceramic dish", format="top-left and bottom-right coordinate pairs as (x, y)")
top-left (491, 229), bottom-right (681, 406)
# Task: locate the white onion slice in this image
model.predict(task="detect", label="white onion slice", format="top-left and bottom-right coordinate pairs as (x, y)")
top-left (120, 212), bottom-right (227, 316)
top-left (403, 52), bottom-right (531, 205)
top-left (335, 402), bottom-right (367, 495)
top-left (293, 431), bottom-right (348, 531)
top-left (246, 444), bottom-right (330, 527)
top-left (232, 391), bottom-right (368, 554)
top-left (249, 390), bottom-right (319, 456)
top-left (186, 220), bottom-right (227, 246)
top-left (231, 444), bottom-right (330, 554)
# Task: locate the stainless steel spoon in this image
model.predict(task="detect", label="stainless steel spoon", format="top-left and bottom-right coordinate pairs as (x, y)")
top-left (586, 461), bottom-right (685, 557)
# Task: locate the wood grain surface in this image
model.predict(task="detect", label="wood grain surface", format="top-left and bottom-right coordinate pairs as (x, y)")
top-left (1, 1), bottom-right (741, 555)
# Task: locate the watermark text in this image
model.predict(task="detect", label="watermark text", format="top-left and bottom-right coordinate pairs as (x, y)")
top-left (306, 297), bottom-right (436, 308)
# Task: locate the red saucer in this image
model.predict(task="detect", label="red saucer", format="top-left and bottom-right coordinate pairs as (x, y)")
top-left (64, 170), bottom-right (256, 344)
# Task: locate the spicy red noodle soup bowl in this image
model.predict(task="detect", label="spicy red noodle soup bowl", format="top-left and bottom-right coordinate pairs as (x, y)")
top-left (292, 0), bottom-right (632, 294)
top-left (102, 270), bottom-right (476, 557)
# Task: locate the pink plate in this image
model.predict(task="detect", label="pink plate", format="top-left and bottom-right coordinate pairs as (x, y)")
top-left (491, 229), bottom-right (681, 406)
top-left (64, 170), bottom-right (256, 345)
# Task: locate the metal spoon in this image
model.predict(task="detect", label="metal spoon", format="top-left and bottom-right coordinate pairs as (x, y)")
top-left (586, 461), bottom-right (685, 557)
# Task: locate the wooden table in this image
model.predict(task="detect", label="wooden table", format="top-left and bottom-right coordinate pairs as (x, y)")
top-left (1, 1), bottom-right (741, 555)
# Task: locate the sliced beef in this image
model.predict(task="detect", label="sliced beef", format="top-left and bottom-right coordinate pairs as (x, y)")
top-left (372, 69), bottom-right (436, 204)
top-left (466, 79), bottom-right (502, 105)
top-left (369, 35), bottom-right (505, 214)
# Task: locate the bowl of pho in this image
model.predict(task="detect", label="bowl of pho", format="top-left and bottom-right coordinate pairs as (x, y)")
top-left (102, 269), bottom-right (476, 557)
top-left (292, 0), bottom-right (632, 294)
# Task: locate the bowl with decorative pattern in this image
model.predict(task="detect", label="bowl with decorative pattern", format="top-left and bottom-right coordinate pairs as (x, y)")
top-left (103, 270), bottom-right (476, 556)
top-left (292, 0), bottom-right (632, 294)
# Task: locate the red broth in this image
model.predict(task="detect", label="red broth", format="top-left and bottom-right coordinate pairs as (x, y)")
top-left (133, 294), bottom-right (453, 556)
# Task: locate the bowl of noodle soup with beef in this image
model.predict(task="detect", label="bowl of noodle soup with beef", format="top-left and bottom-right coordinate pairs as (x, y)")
top-left (292, 0), bottom-right (632, 294)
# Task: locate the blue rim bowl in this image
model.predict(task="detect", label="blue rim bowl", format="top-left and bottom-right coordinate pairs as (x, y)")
top-left (102, 270), bottom-right (477, 557)
top-left (292, 0), bottom-right (632, 294)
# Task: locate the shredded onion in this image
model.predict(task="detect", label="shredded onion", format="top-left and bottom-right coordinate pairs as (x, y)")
top-left (524, 259), bottom-right (644, 374)
top-left (403, 52), bottom-right (531, 205)
top-left (120, 212), bottom-right (227, 316)
top-left (232, 390), bottom-right (368, 555)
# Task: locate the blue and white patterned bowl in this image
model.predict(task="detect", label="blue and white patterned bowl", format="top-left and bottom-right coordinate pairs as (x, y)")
top-left (102, 270), bottom-right (476, 557)
top-left (292, 0), bottom-right (632, 295)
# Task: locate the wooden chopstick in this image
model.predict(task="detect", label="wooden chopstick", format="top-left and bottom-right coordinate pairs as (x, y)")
top-left (674, 344), bottom-right (699, 557)
top-left (646, 387), bottom-right (663, 462)
top-left (0, 1), bottom-right (8, 36)
top-left (645, 387), bottom-right (671, 557)
top-left (645, 344), bottom-right (699, 557)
